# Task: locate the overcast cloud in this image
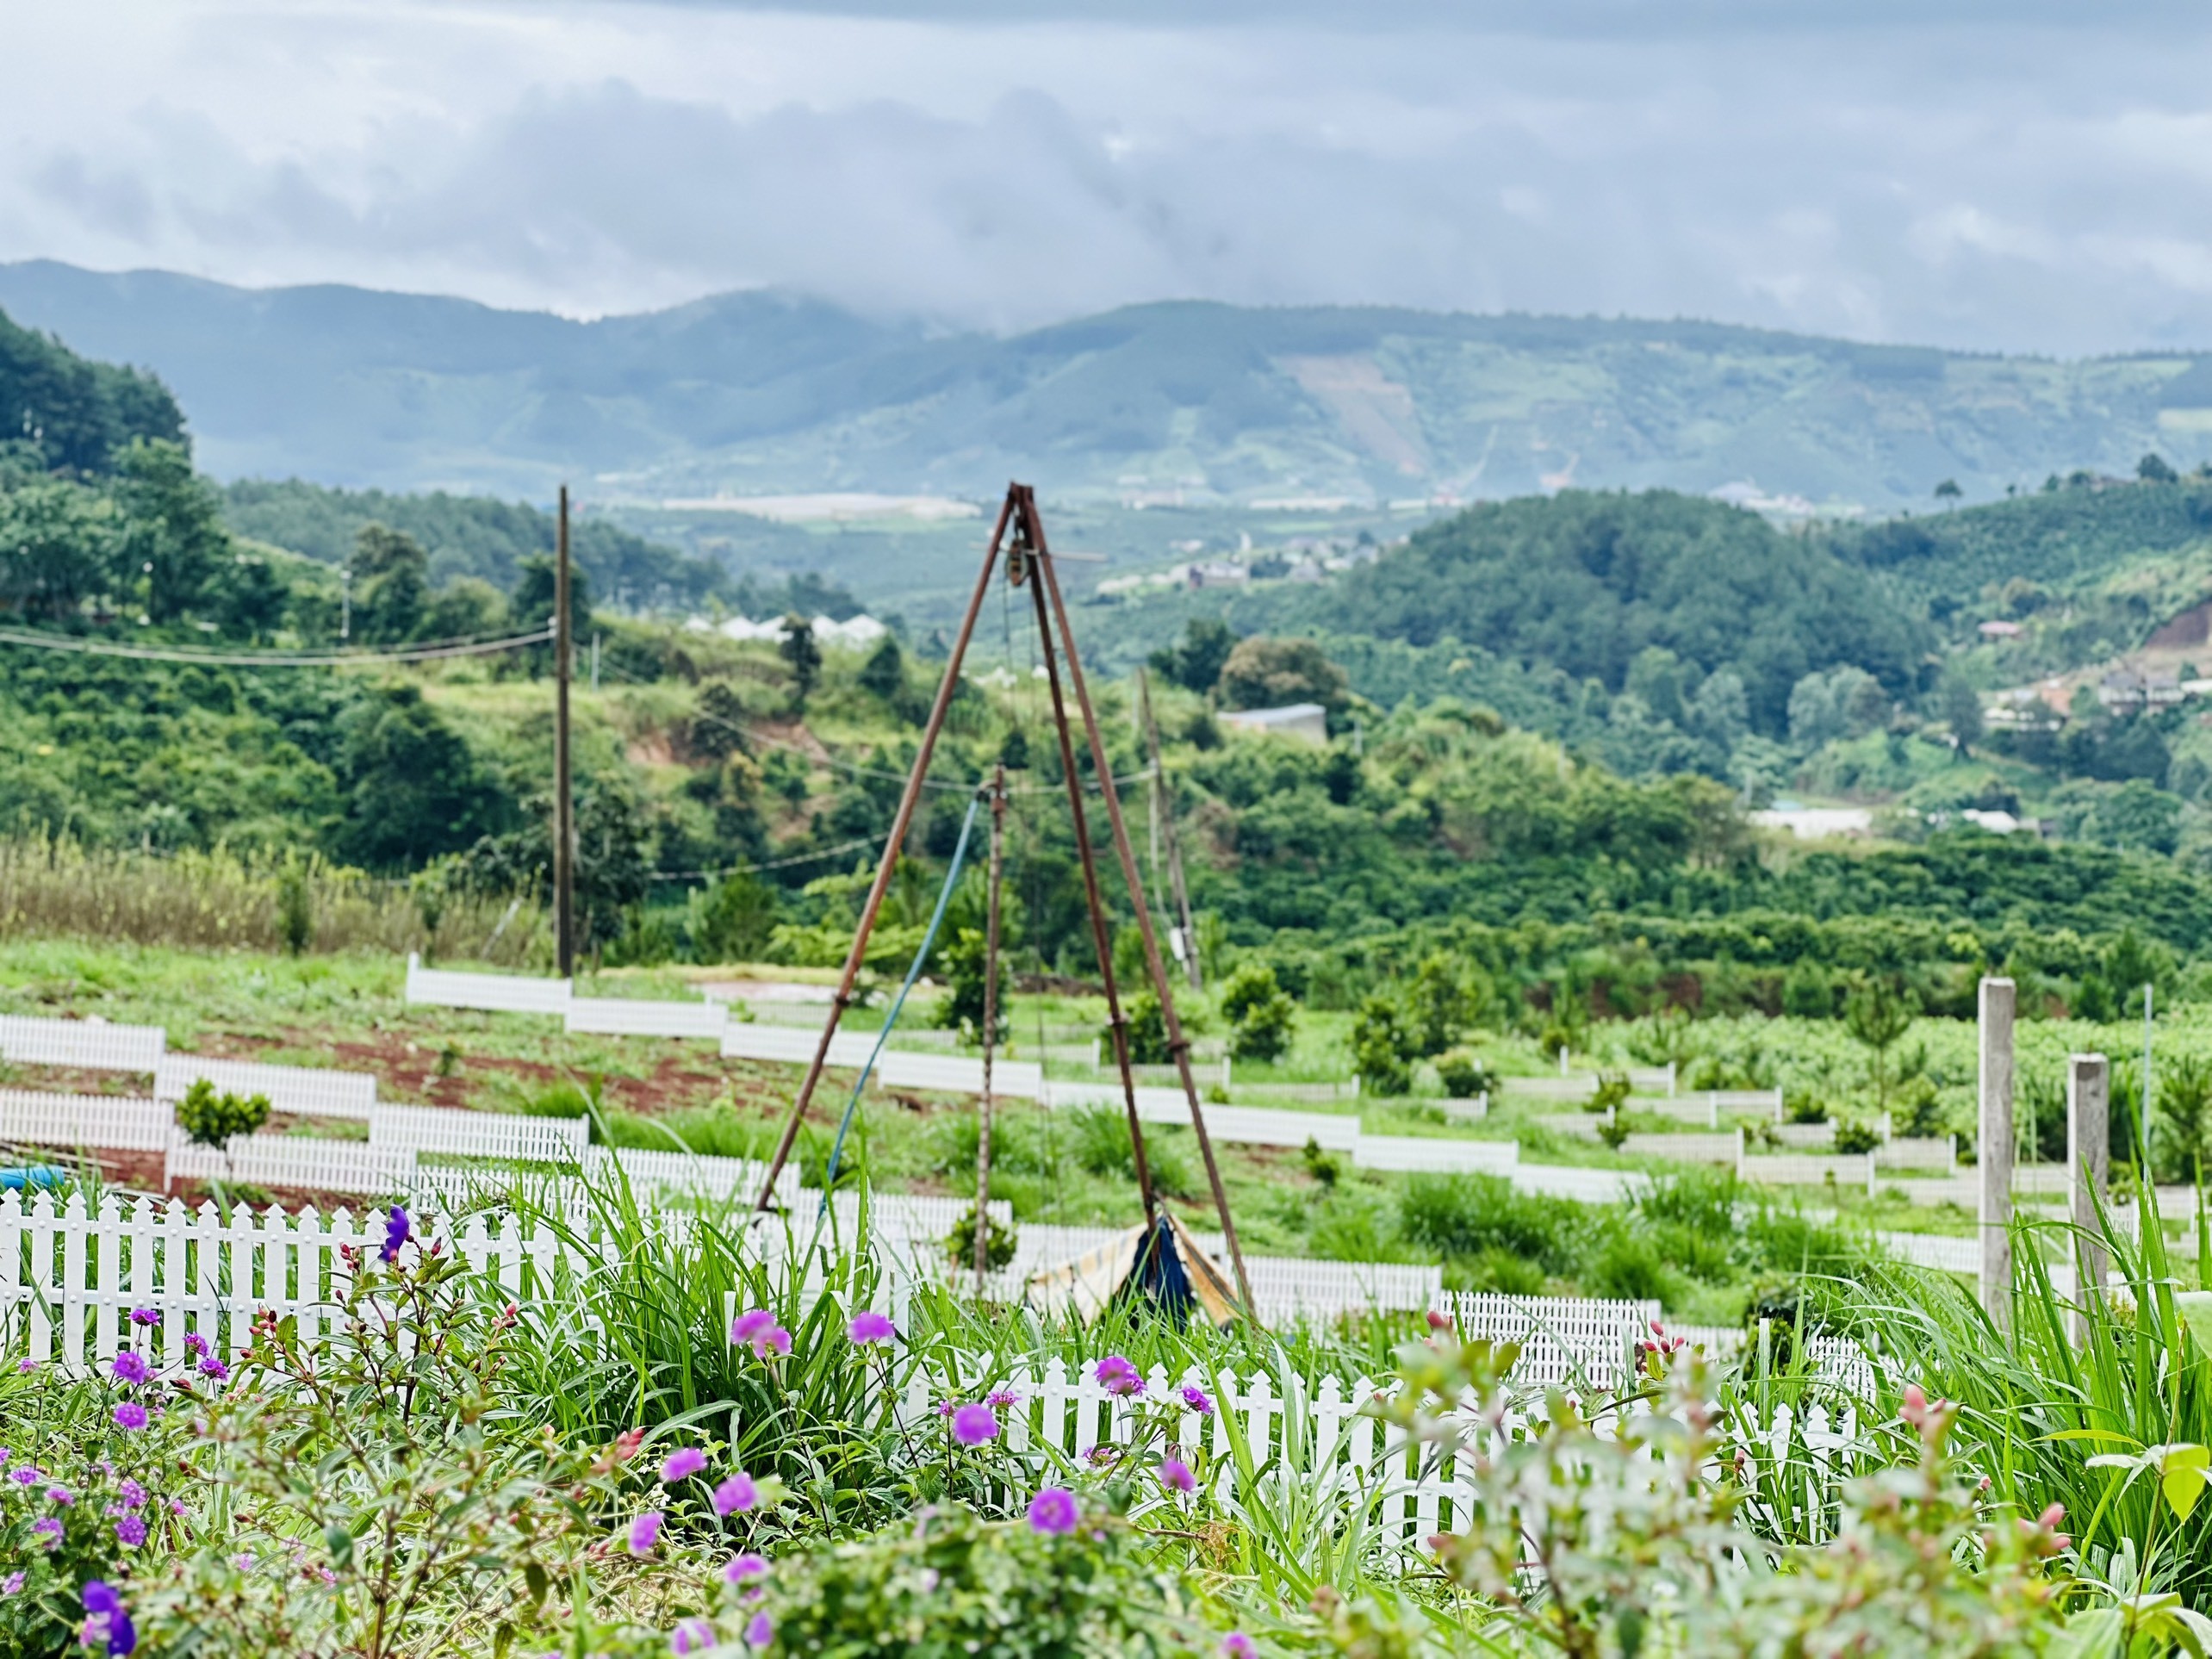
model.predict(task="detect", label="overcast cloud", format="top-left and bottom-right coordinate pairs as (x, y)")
top-left (4, 3), bottom-right (2212, 353)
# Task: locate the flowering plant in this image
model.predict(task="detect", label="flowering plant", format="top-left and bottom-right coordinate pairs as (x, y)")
top-left (0, 1318), bottom-right (201, 1655)
top-left (121, 1215), bottom-right (662, 1659)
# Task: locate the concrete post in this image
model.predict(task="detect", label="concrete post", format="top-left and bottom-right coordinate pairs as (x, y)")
top-left (1979, 977), bottom-right (2016, 1326)
top-left (2067, 1052), bottom-right (2110, 1333)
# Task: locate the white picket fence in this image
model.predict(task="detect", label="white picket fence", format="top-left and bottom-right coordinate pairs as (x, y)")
top-left (404, 956), bottom-right (573, 1016)
top-left (0, 1189), bottom-right (621, 1371)
top-left (155, 1057), bottom-right (376, 1122)
top-left (164, 1134), bottom-right (417, 1198)
top-left (0, 1016), bottom-right (166, 1073)
top-left (0, 1090), bottom-right (170, 1153)
top-left (370, 1103), bottom-right (588, 1164)
top-left (900, 1347), bottom-right (1865, 1551)
top-left (565, 998), bottom-right (730, 1041)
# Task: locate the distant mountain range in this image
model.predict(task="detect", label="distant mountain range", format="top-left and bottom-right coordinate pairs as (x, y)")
top-left (5, 259), bottom-right (2212, 511)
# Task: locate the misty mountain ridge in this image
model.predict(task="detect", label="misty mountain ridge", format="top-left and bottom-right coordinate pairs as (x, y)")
top-left (5, 258), bottom-right (2212, 512)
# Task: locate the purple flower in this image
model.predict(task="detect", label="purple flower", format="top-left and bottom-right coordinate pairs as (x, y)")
top-left (0, 1446), bottom-right (9, 1464)
top-left (1027, 1487), bottom-right (1079, 1535)
top-left (183, 1333), bottom-right (208, 1358)
top-left (117, 1480), bottom-right (146, 1510)
top-left (380, 1206), bottom-right (410, 1264)
top-left (1, 1571), bottom-right (22, 1594)
top-left (724, 1552), bottom-right (769, 1583)
top-left (985, 1389), bottom-right (1022, 1408)
top-left (110, 1351), bottom-right (149, 1385)
top-left (82, 1581), bottom-right (136, 1656)
top-left (847, 1309), bottom-right (896, 1345)
top-left (130, 1308), bottom-right (160, 1327)
top-left (934, 1399), bottom-right (959, 1417)
top-left (16, 1358), bottom-right (34, 1373)
top-left (671, 1618), bottom-right (718, 1656)
top-left (1222, 1636), bottom-right (1255, 1659)
top-left (111, 1402), bottom-right (147, 1432)
top-left (626, 1511), bottom-right (664, 1555)
top-left (47, 1486), bottom-right (73, 1506)
top-left (11, 1466), bottom-right (40, 1486)
top-left (1159, 1457), bottom-right (1196, 1494)
top-left (1095, 1356), bottom-right (1144, 1398)
top-left (199, 1359), bottom-right (230, 1382)
top-left (659, 1446), bottom-right (708, 1484)
top-left (32, 1517), bottom-right (62, 1546)
top-left (712, 1473), bottom-right (759, 1516)
top-left (115, 1515), bottom-right (146, 1548)
top-left (951, 1403), bottom-right (998, 1446)
top-left (1179, 1386), bottom-right (1215, 1416)
top-left (743, 1612), bottom-right (774, 1650)
top-left (730, 1308), bottom-right (774, 1345)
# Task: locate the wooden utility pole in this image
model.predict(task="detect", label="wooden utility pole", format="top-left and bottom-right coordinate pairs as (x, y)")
top-left (974, 765), bottom-right (1007, 1290)
top-left (554, 486), bottom-right (575, 979)
top-left (1139, 668), bottom-right (1202, 991)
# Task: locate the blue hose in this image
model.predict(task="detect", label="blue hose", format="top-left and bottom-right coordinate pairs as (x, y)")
top-left (818, 793), bottom-right (984, 1203)
top-left (1, 1166), bottom-right (70, 1191)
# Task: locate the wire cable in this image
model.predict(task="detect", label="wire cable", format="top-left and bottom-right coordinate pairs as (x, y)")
top-left (0, 623), bottom-right (554, 668)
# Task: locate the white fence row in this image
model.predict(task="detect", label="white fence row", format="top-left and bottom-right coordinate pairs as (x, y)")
top-left (566, 997), bottom-right (728, 1040)
top-left (0, 1189), bottom-right (618, 1370)
top-left (370, 1103), bottom-right (589, 1164)
top-left (155, 1057), bottom-right (377, 1122)
top-left (0, 1016), bottom-right (166, 1073)
top-left (164, 1134), bottom-right (415, 1197)
top-left (0, 1090), bottom-right (170, 1153)
top-left (900, 1351), bottom-right (1863, 1550)
top-left (405, 957), bottom-right (574, 1016)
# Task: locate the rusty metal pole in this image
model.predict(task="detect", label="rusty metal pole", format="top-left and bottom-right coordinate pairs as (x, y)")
top-left (1023, 488), bottom-right (1255, 1314)
top-left (554, 486), bottom-right (575, 979)
top-left (973, 765), bottom-right (1007, 1291)
top-left (750, 493), bottom-right (1016, 1210)
top-left (1025, 544), bottom-right (1160, 1232)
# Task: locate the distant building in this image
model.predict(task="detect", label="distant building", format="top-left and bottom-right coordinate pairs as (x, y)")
top-left (1187, 562), bottom-right (1251, 589)
top-left (1749, 806), bottom-right (1874, 841)
top-left (1976, 619), bottom-right (2023, 639)
top-left (2097, 668), bottom-right (2185, 711)
top-left (1219, 703), bottom-right (1329, 745)
top-left (1286, 558), bottom-right (1327, 583)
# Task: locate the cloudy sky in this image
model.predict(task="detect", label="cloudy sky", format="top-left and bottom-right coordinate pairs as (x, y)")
top-left (7, 2), bottom-right (2212, 353)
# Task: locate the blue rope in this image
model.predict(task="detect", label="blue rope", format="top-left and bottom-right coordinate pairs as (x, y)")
top-left (817, 792), bottom-right (984, 1203)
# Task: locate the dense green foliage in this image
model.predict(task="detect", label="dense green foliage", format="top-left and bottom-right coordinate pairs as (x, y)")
top-left (221, 478), bottom-right (729, 608)
top-left (0, 301), bottom-right (183, 475)
top-left (1299, 490), bottom-right (1929, 732)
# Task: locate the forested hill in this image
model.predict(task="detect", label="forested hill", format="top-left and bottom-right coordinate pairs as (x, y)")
top-left (5, 259), bottom-right (2212, 507)
top-left (1295, 491), bottom-right (1930, 733)
top-left (0, 303), bottom-right (183, 474)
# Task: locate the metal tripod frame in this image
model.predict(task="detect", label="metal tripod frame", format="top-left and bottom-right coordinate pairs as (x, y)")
top-left (749, 482), bottom-right (1256, 1315)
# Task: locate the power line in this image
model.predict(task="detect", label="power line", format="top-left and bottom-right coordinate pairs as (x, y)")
top-left (597, 652), bottom-right (1152, 796)
top-left (0, 623), bottom-right (555, 668)
top-left (652, 834), bottom-right (892, 883)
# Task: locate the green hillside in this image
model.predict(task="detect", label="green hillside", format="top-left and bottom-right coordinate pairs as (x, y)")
top-left (6, 261), bottom-right (2212, 513)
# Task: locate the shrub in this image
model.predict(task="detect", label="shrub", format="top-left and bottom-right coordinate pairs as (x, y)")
top-left (1349, 993), bottom-right (1414, 1096)
top-left (1218, 962), bottom-right (1296, 1063)
top-left (1068, 1106), bottom-right (1194, 1196)
top-left (1301, 1134), bottom-right (1340, 1188)
top-left (1436, 1051), bottom-right (1488, 1099)
top-left (945, 1205), bottom-right (1017, 1271)
top-left (1587, 1071), bottom-right (1632, 1115)
top-left (1117, 994), bottom-right (1171, 1064)
top-left (1405, 950), bottom-right (1480, 1056)
top-left (940, 926), bottom-right (1010, 1047)
top-left (1833, 1119), bottom-right (1881, 1155)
